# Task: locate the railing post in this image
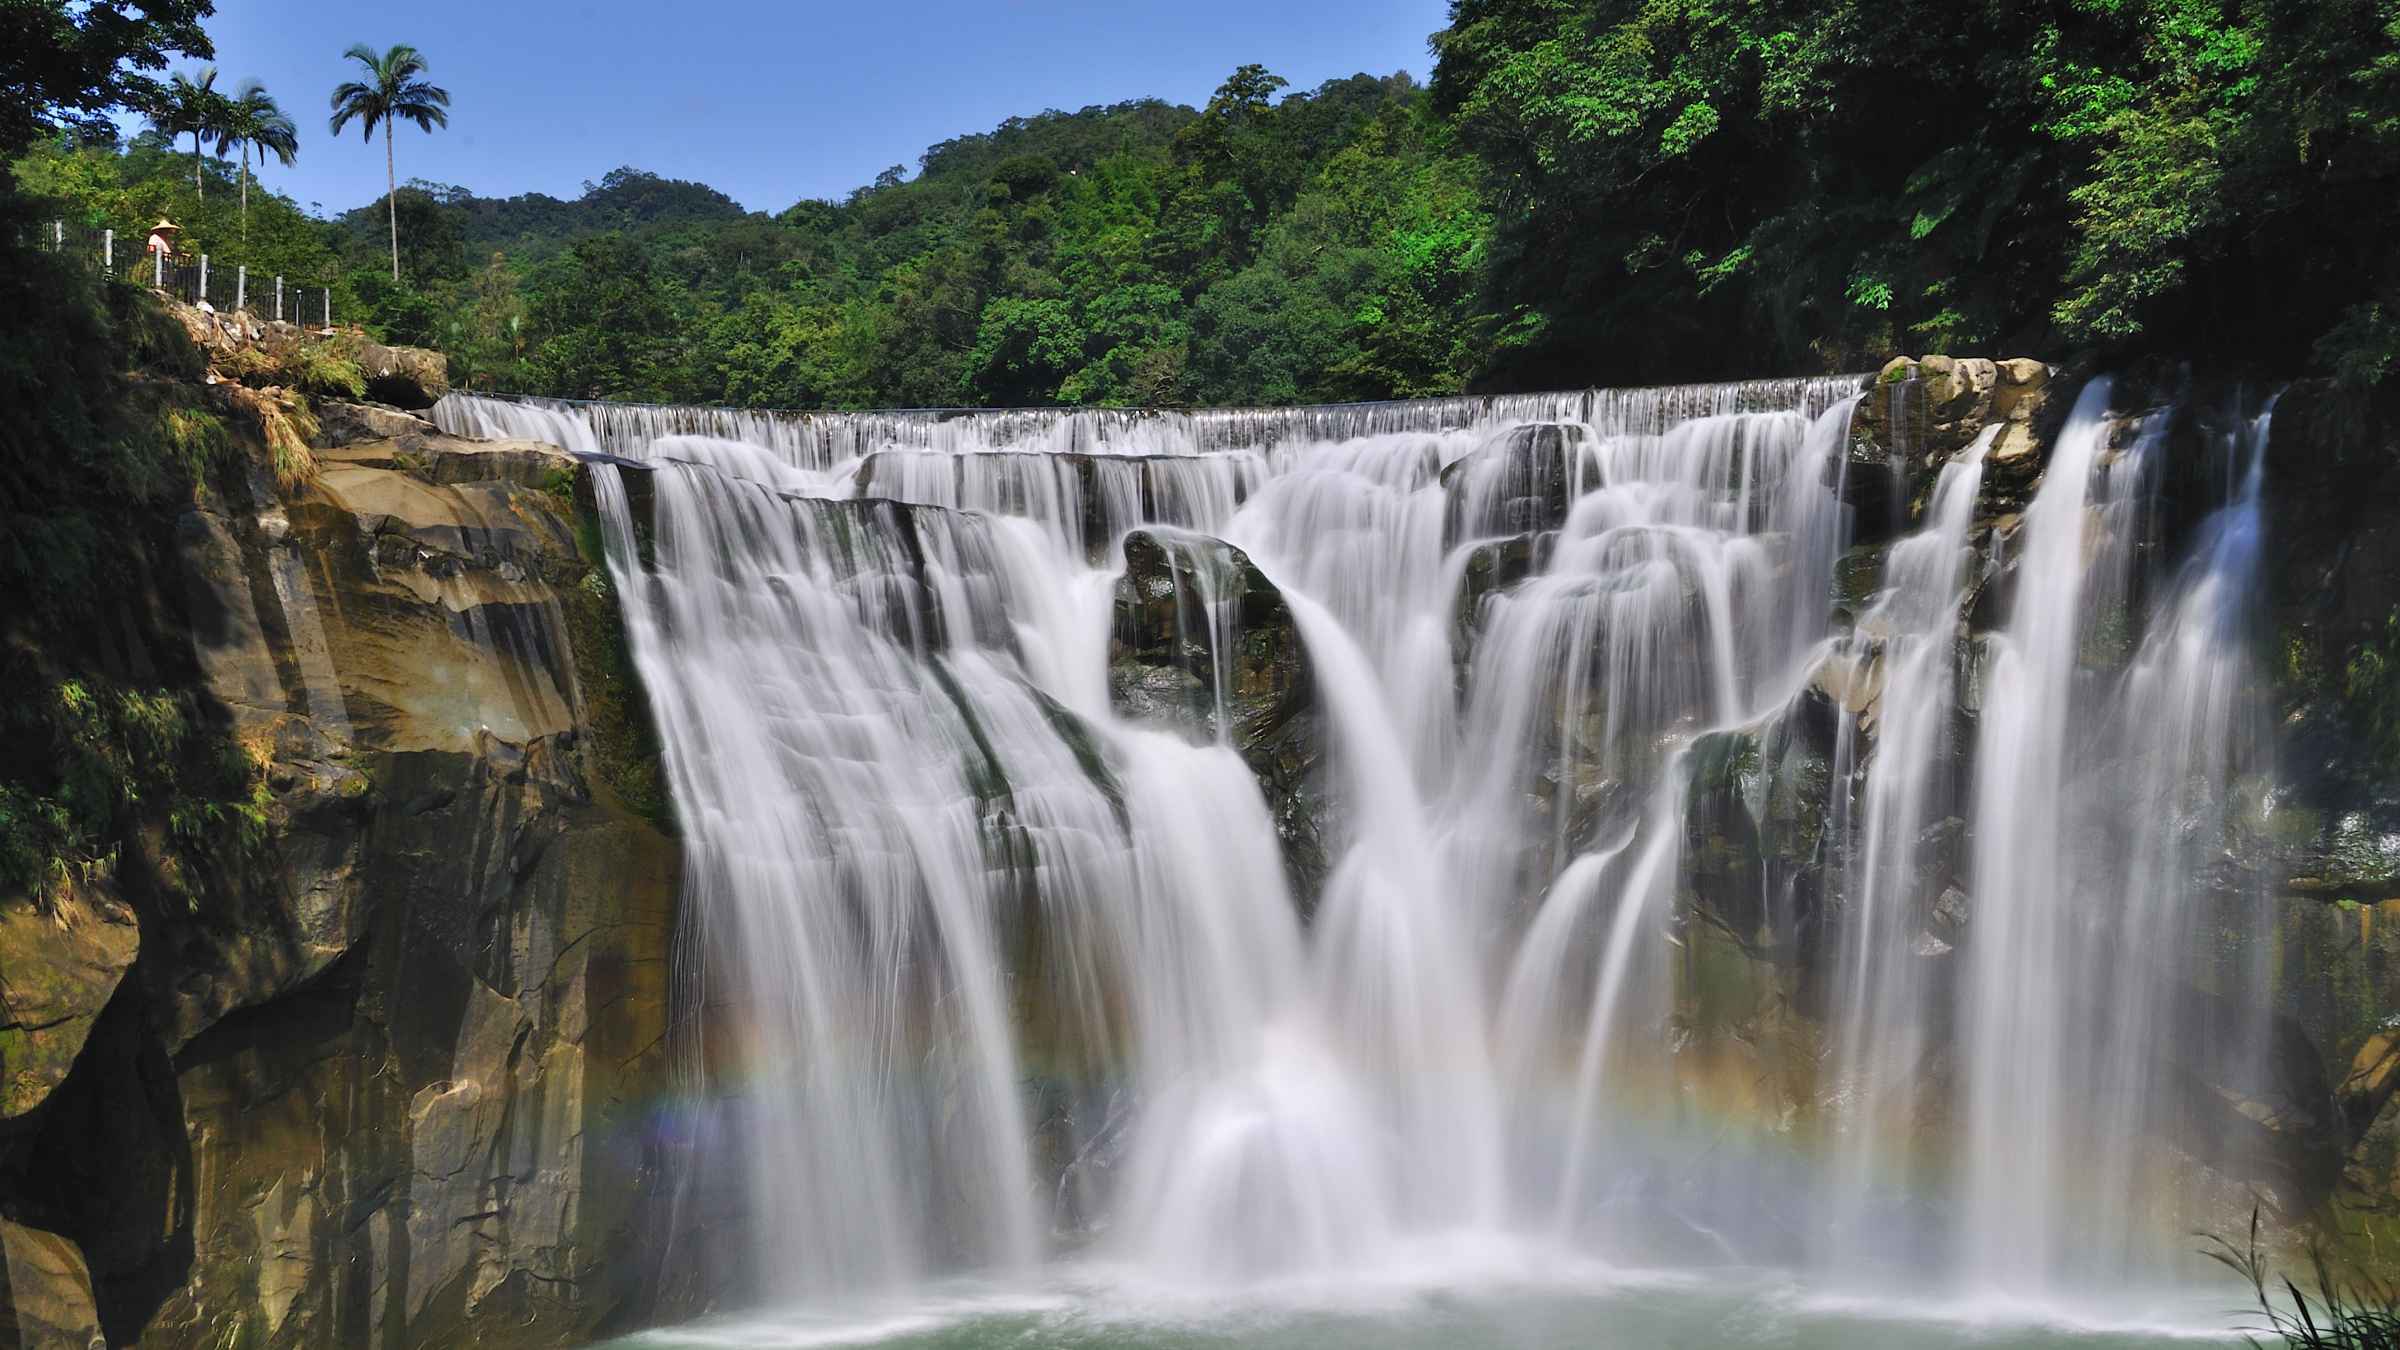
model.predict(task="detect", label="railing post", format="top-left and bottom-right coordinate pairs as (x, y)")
top-left (52, 220), bottom-right (62, 251)
top-left (324, 288), bottom-right (332, 329)
top-left (154, 248), bottom-right (164, 288)
top-left (275, 276), bottom-right (284, 322)
top-left (103, 229), bottom-right (113, 274)
top-left (198, 254), bottom-right (208, 305)
top-left (236, 265), bottom-right (246, 314)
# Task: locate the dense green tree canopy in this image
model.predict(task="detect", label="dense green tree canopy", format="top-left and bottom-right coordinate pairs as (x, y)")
top-left (1433, 0), bottom-right (2400, 386)
top-left (459, 74), bottom-right (1493, 407)
top-left (0, 0), bottom-right (213, 156)
top-left (8, 4), bottom-right (2396, 406)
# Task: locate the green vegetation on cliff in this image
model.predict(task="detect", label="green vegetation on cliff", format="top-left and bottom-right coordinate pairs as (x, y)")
top-left (0, 237), bottom-right (274, 918)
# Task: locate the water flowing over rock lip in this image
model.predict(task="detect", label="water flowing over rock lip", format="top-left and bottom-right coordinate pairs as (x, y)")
top-left (428, 370), bottom-right (2304, 1346)
top-left (447, 378), bottom-right (1877, 422)
top-left (437, 377), bottom-right (1874, 461)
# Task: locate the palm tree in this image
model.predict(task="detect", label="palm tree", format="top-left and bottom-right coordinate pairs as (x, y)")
top-left (329, 43), bottom-right (451, 282)
top-left (217, 82), bottom-right (300, 241)
top-left (153, 67), bottom-right (227, 199)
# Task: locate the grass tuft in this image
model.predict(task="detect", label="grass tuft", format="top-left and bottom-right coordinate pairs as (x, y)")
top-left (217, 339), bottom-right (365, 400)
top-left (2205, 1208), bottom-right (2400, 1347)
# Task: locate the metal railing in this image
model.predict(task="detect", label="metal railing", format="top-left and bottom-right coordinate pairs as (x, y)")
top-left (37, 219), bottom-right (333, 328)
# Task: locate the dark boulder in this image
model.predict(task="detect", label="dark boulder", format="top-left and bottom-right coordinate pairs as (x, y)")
top-left (1111, 530), bottom-right (1327, 910)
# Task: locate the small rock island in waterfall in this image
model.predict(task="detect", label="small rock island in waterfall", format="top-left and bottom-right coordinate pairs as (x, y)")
top-left (6, 2), bottom-right (2400, 1346)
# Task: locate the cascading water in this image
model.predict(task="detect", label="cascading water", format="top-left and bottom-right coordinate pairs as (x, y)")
top-left (1819, 424), bottom-right (1997, 1272)
top-left (433, 375), bottom-right (2280, 1341)
top-left (1958, 382), bottom-right (2277, 1300)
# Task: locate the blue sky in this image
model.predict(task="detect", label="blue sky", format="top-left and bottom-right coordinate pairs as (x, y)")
top-left (154, 0), bottom-right (1454, 217)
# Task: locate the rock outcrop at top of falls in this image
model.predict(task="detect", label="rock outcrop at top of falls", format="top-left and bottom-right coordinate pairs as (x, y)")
top-left (0, 381), bottom-right (699, 1345)
top-left (1843, 356), bottom-right (2058, 539)
top-left (165, 296), bottom-right (454, 413)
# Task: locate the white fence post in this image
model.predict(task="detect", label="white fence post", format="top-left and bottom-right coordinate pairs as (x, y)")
top-left (198, 254), bottom-right (208, 305)
top-left (154, 248), bottom-right (164, 288)
top-left (275, 276), bottom-right (284, 322)
top-left (103, 229), bottom-right (113, 273)
top-left (52, 220), bottom-right (62, 251)
top-left (235, 265), bottom-right (246, 313)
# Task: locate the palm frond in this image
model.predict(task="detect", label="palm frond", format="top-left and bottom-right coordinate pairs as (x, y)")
top-left (383, 45), bottom-right (431, 81)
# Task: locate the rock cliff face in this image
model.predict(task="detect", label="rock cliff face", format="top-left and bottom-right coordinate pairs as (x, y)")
top-left (2245, 384), bottom-right (2400, 1253)
top-left (0, 371), bottom-right (696, 1345)
top-left (1671, 360), bottom-right (2400, 1260)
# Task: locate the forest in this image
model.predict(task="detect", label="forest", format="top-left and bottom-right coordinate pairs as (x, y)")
top-left (11, 0), bottom-right (2400, 408)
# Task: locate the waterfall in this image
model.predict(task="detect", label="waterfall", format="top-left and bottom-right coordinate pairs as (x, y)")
top-left (1957, 381), bottom-right (2275, 1299)
top-left (432, 373), bottom-right (2276, 1323)
top-left (1820, 424), bottom-right (1996, 1270)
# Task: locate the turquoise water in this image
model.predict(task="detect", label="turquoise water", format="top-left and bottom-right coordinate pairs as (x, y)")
top-left (607, 1259), bottom-right (2248, 1349)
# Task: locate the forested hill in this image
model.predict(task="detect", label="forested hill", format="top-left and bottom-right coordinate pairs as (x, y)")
top-left (368, 73), bottom-right (1472, 408)
top-left (332, 167), bottom-right (750, 266)
top-left (222, 78), bottom-right (1460, 406)
top-left (14, 0), bottom-right (2399, 408)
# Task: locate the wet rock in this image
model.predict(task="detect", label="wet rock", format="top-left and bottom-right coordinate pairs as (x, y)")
top-left (2154, 983), bottom-right (2346, 1214)
top-left (2342, 1029), bottom-right (2400, 1140)
top-left (1452, 532), bottom-right (1550, 656)
top-left (1439, 423), bottom-right (1599, 545)
top-left (1812, 647), bottom-right (1885, 721)
top-left (1830, 542), bottom-right (1887, 622)
top-left (317, 427), bottom-right (579, 494)
top-left (1111, 530), bottom-right (1327, 907)
top-left (1683, 689), bottom-right (1841, 952)
top-left (1834, 450), bottom-right (1906, 547)
top-left (1672, 916), bottom-right (1820, 1143)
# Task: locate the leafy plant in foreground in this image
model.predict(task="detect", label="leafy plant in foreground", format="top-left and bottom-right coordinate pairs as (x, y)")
top-left (2205, 1208), bottom-right (2400, 1347)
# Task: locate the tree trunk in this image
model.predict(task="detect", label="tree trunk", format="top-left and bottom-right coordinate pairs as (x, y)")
top-left (386, 122), bottom-right (399, 283)
top-left (239, 146), bottom-right (250, 240)
top-left (192, 132), bottom-right (203, 199)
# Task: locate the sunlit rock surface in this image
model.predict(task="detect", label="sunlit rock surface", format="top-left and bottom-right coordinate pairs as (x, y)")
top-left (0, 412), bottom-right (698, 1348)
